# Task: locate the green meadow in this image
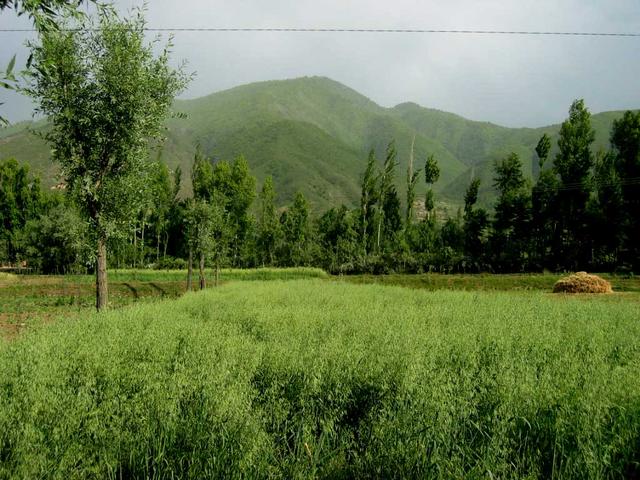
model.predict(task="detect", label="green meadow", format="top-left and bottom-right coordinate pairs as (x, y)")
top-left (0, 268), bottom-right (327, 338)
top-left (1, 276), bottom-right (639, 478)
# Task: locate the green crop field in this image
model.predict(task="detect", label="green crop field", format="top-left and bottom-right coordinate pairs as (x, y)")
top-left (1, 278), bottom-right (639, 478)
top-left (340, 272), bottom-right (640, 293)
top-left (0, 268), bottom-right (327, 339)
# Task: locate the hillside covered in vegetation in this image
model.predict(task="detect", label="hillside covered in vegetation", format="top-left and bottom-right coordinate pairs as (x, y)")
top-left (0, 76), bottom-right (629, 208)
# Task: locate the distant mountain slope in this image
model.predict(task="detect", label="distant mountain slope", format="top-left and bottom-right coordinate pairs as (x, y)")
top-left (0, 76), bottom-right (632, 209)
top-left (391, 102), bottom-right (628, 206)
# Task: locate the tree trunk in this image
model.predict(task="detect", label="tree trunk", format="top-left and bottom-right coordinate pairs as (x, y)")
top-left (362, 204), bottom-right (368, 256)
top-left (199, 252), bottom-right (206, 290)
top-left (133, 225), bottom-right (137, 268)
top-left (96, 236), bottom-right (108, 311)
top-left (215, 259), bottom-right (220, 287)
top-left (163, 232), bottom-right (169, 259)
top-left (140, 220), bottom-right (145, 268)
top-left (187, 248), bottom-right (193, 291)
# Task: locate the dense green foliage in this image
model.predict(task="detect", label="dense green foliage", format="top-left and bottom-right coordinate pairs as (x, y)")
top-left (0, 77), bottom-right (632, 208)
top-left (0, 157), bottom-right (91, 272)
top-left (0, 0), bottom-right (94, 125)
top-left (23, 6), bottom-right (188, 308)
top-left (1, 280), bottom-right (639, 478)
top-left (1, 19), bottom-right (638, 277)
top-left (610, 111), bottom-right (640, 268)
top-left (2, 101), bottom-right (639, 274)
top-left (0, 0), bottom-right (89, 26)
top-left (0, 158), bottom-right (43, 262)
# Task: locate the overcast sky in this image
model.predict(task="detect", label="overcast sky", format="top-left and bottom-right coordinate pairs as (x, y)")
top-left (1, 0), bottom-right (639, 127)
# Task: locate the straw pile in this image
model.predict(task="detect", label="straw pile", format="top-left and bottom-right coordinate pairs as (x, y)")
top-left (553, 272), bottom-right (613, 294)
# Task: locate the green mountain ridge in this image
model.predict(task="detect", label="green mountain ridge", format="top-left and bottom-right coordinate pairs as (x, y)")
top-left (0, 76), bottom-right (632, 209)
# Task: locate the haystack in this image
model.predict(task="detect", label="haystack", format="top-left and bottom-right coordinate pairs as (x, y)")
top-left (552, 272), bottom-right (613, 294)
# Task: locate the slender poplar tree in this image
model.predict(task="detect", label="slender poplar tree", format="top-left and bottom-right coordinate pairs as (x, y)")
top-left (25, 7), bottom-right (188, 310)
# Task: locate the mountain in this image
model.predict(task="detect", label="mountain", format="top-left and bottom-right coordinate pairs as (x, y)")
top-left (0, 76), bottom-right (631, 210)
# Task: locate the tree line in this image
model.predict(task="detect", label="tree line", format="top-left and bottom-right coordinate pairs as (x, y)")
top-left (1, 2), bottom-right (638, 314)
top-left (2, 99), bottom-right (639, 277)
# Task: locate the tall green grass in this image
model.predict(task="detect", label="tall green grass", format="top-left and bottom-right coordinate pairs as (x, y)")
top-left (0, 272), bottom-right (17, 281)
top-left (1, 281), bottom-right (639, 478)
top-left (341, 272), bottom-right (640, 292)
top-left (62, 267), bottom-right (328, 283)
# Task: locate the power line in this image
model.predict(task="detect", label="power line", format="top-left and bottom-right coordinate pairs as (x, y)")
top-left (0, 27), bottom-right (639, 37)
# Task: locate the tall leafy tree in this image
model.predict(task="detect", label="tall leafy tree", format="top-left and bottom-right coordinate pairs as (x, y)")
top-left (411, 153), bottom-right (441, 256)
top-left (191, 145), bottom-right (214, 202)
top-left (187, 148), bottom-right (212, 284)
top-left (130, 161), bottom-right (164, 268)
top-left (589, 151), bottom-right (623, 267)
top-left (316, 205), bottom-right (357, 273)
top-left (490, 153), bottom-right (531, 271)
top-left (163, 168), bottom-right (187, 262)
top-left (227, 155), bottom-right (256, 265)
top-left (0, 158), bottom-right (43, 262)
top-left (424, 154), bottom-right (440, 219)
top-left (23, 199), bottom-right (90, 273)
top-left (405, 137), bottom-right (422, 226)
top-left (439, 211), bottom-right (464, 269)
top-left (208, 196), bottom-right (231, 286)
top-left (376, 141), bottom-right (398, 251)
top-left (188, 148), bottom-right (223, 286)
top-left (25, 7), bottom-right (188, 310)
top-left (0, 0), bottom-right (89, 28)
top-left (610, 110), bottom-right (640, 269)
top-left (185, 199), bottom-right (213, 290)
top-left (531, 134), bottom-right (559, 270)
top-left (280, 191), bottom-right (311, 266)
top-left (464, 178), bottom-right (480, 216)
top-left (148, 160), bottom-right (175, 263)
top-left (553, 99), bottom-right (595, 269)
top-left (462, 178), bottom-right (488, 270)
top-left (257, 176), bottom-right (280, 266)
top-left (535, 133), bottom-right (552, 172)
top-left (192, 153), bottom-right (256, 267)
top-left (359, 149), bottom-right (378, 255)
top-left (382, 187), bottom-right (402, 242)
top-left (1, 0), bottom-right (93, 125)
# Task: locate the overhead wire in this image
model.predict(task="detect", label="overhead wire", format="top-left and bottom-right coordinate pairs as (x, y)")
top-left (0, 27), bottom-right (639, 37)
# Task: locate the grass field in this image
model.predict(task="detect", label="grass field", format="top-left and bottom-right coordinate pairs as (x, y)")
top-left (1, 269), bottom-right (636, 340)
top-left (340, 272), bottom-right (640, 292)
top-left (1, 278), bottom-right (639, 478)
top-left (0, 268), bottom-right (327, 339)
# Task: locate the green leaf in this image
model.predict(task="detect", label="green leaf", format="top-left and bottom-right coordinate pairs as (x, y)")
top-left (6, 55), bottom-right (16, 75)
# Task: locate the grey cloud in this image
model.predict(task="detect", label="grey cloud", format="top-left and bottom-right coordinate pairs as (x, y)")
top-left (1, 0), bottom-right (639, 126)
